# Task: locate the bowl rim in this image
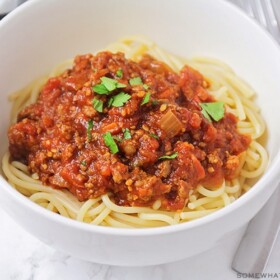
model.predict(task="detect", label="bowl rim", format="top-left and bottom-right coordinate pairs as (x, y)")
top-left (1, 0), bottom-right (280, 237)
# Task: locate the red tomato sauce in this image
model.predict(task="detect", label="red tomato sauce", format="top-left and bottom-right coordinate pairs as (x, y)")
top-left (8, 52), bottom-right (250, 210)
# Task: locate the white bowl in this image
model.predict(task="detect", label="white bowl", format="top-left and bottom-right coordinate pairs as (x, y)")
top-left (1, 0), bottom-right (280, 266)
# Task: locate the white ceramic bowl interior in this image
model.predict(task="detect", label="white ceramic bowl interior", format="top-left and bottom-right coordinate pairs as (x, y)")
top-left (1, 0), bottom-right (280, 266)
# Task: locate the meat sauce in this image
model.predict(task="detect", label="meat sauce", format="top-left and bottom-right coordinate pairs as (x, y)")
top-left (8, 52), bottom-right (251, 210)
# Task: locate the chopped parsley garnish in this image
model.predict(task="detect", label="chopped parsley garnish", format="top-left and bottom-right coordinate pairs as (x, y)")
top-left (159, 152), bottom-right (178, 160)
top-left (200, 102), bottom-right (225, 122)
top-left (92, 84), bottom-right (109, 95)
top-left (92, 98), bottom-right (103, 113)
top-left (101, 77), bottom-right (126, 91)
top-left (150, 133), bottom-right (159, 139)
top-left (141, 92), bottom-right (151, 105)
top-left (87, 120), bottom-right (94, 141)
top-left (93, 76), bottom-right (126, 95)
top-left (123, 128), bottom-right (132, 139)
top-left (81, 160), bottom-right (87, 166)
top-left (108, 92), bottom-right (131, 107)
top-left (103, 132), bottom-right (119, 154)
top-left (108, 97), bottom-right (113, 107)
top-left (116, 69), bottom-right (123, 78)
top-left (143, 84), bottom-right (149, 90)
top-left (129, 77), bottom-right (143, 86)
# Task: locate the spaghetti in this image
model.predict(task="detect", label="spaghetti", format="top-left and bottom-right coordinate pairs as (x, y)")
top-left (1, 36), bottom-right (268, 228)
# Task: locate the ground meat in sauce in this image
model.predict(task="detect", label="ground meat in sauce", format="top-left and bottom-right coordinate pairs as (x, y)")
top-left (8, 52), bottom-right (251, 211)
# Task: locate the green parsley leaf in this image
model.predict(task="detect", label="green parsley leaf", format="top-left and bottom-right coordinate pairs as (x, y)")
top-left (201, 107), bottom-right (211, 122)
top-left (92, 84), bottom-right (109, 95)
top-left (87, 120), bottom-right (94, 141)
top-left (159, 152), bottom-right (178, 160)
top-left (116, 69), bottom-right (123, 78)
top-left (93, 77), bottom-right (126, 95)
top-left (109, 92), bottom-right (131, 107)
top-left (108, 97), bottom-right (113, 107)
top-left (141, 92), bottom-right (151, 105)
top-left (92, 98), bottom-right (103, 113)
top-left (123, 128), bottom-right (132, 139)
top-left (103, 132), bottom-right (119, 154)
top-left (101, 76), bottom-right (126, 91)
top-left (200, 102), bottom-right (225, 122)
top-left (81, 160), bottom-right (87, 166)
top-left (143, 84), bottom-right (149, 90)
top-left (100, 77), bottom-right (117, 91)
top-left (116, 82), bottom-right (127, 89)
top-left (129, 77), bottom-right (143, 86)
top-left (150, 133), bottom-right (159, 139)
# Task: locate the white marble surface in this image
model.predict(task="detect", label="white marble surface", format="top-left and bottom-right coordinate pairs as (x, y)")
top-left (0, 207), bottom-right (279, 280)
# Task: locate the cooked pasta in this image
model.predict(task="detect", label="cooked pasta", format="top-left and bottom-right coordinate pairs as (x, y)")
top-left (1, 36), bottom-right (268, 227)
